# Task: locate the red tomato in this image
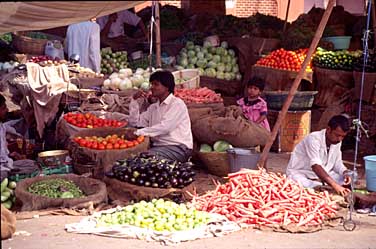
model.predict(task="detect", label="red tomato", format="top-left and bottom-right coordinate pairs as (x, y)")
top-left (106, 143), bottom-right (113, 150)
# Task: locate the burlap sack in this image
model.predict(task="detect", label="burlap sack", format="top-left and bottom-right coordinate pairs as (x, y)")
top-left (56, 111), bottom-right (128, 148)
top-left (192, 106), bottom-right (270, 147)
top-left (104, 177), bottom-right (194, 203)
top-left (68, 127), bottom-right (150, 173)
top-left (1, 204), bottom-right (16, 240)
top-left (15, 174), bottom-right (108, 211)
top-left (314, 67), bottom-right (354, 107)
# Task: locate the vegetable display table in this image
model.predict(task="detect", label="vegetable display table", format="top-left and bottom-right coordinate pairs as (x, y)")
top-left (251, 65), bottom-right (313, 91)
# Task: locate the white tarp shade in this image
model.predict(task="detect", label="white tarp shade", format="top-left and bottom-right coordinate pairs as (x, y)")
top-left (0, 1), bottom-right (146, 34)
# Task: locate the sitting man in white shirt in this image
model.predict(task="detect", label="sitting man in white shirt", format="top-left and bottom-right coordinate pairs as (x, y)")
top-left (97, 9), bottom-right (147, 52)
top-left (286, 115), bottom-right (352, 196)
top-left (128, 70), bottom-right (193, 162)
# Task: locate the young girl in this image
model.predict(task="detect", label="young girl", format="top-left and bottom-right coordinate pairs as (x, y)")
top-left (237, 77), bottom-right (271, 132)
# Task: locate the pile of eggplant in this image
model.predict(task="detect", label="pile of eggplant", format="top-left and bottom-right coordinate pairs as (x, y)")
top-left (107, 154), bottom-right (196, 189)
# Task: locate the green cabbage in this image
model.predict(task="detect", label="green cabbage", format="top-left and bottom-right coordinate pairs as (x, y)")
top-left (224, 72), bottom-right (232, 81)
top-left (189, 57), bottom-right (198, 65)
top-left (196, 59), bottom-right (207, 68)
top-left (187, 50), bottom-right (196, 58)
top-left (213, 140), bottom-right (232, 152)
top-left (205, 68), bottom-right (216, 78)
top-left (203, 41), bottom-right (212, 48)
top-left (216, 63), bottom-right (225, 72)
top-left (196, 52), bottom-right (205, 59)
top-left (212, 55), bottom-right (221, 63)
top-left (199, 144), bottom-right (212, 152)
top-left (207, 61), bottom-right (217, 69)
top-left (228, 49), bottom-right (235, 57)
top-left (225, 63), bottom-right (232, 72)
top-left (187, 64), bottom-right (196, 69)
top-left (198, 68), bottom-right (205, 76)
top-left (221, 41), bottom-right (229, 49)
top-left (216, 71), bottom-right (225, 79)
top-left (186, 41), bottom-right (194, 50)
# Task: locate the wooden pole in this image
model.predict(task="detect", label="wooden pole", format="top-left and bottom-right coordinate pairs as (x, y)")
top-left (257, 0), bottom-right (336, 168)
top-left (372, 0), bottom-right (376, 47)
top-left (282, 0), bottom-right (291, 35)
top-left (155, 1), bottom-right (161, 68)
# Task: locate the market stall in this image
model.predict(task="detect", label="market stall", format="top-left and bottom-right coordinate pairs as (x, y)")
top-left (1, 0), bottom-right (376, 246)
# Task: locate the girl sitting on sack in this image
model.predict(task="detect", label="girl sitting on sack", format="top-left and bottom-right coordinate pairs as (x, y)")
top-left (237, 77), bottom-right (270, 132)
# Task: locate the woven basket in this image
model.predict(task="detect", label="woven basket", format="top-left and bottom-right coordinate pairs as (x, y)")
top-left (263, 91), bottom-right (318, 111)
top-left (173, 69), bottom-right (200, 89)
top-left (11, 32), bottom-right (62, 55)
top-left (197, 151), bottom-right (229, 177)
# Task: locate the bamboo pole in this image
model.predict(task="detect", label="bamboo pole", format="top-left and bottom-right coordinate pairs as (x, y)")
top-left (155, 1), bottom-right (161, 68)
top-left (257, 0), bottom-right (336, 168)
top-left (282, 0), bottom-right (291, 35)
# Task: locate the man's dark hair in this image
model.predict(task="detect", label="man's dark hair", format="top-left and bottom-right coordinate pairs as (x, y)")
top-left (247, 77), bottom-right (265, 91)
top-left (149, 70), bottom-right (175, 94)
top-left (328, 115), bottom-right (350, 132)
top-left (0, 93), bottom-right (5, 107)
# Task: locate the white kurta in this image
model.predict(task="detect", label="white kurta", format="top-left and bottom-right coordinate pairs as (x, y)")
top-left (65, 21), bottom-right (101, 72)
top-left (128, 94), bottom-right (193, 149)
top-left (286, 129), bottom-right (348, 186)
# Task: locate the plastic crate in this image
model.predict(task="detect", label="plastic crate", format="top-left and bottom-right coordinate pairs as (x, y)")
top-left (263, 91), bottom-right (318, 111)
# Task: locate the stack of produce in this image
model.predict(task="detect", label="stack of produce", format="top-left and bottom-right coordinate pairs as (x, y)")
top-left (354, 49), bottom-right (376, 72)
top-left (102, 68), bottom-right (152, 91)
top-left (27, 178), bottom-right (85, 199)
top-left (176, 41), bottom-right (242, 81)
top-left (199, 140), bottom-right (232, 153)
top-left (100, 48), bottom-right (128, 74)
top-left (28, 55), bottom-right (67, 66)
top-left (175, 87), bottom-right (223, 104)
top-left (1, 178), bottom-right (16, 209)
top-left (110, 154), bottom-right (195, 189)
top-left (312, 47), bottom-right (362, 71)
top-left (73, 134), bottom-right (145, 150)
top-left (96, 199), bottom-right (211, 231)
top-left (255, 48), bottom-right (312, 72)
top-left (63, 112), bottom-right (127, 128)
top-left (0, 61), bottom-right (19, 73)
top-left (189, 169), bottom-right (338, 227)
top-left (69, 64), bottom-right (104, 78)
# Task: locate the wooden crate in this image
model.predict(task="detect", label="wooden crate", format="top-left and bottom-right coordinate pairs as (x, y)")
top-left (268, 110), bottom-right (311, 153)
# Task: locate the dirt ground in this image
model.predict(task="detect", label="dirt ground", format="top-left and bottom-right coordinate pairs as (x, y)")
top-left (2, 152), bottom-right (376, 249)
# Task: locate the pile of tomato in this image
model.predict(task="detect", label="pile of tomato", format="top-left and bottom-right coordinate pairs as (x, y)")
top-left (73, 134), bottom-right (145, 150)
top-left (255, 48), bottom-right (313, 72)
top-left (63, 112), bottom-right (126, 128)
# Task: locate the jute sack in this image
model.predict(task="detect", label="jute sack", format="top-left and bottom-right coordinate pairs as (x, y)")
top-left (192, 106), bottom-right (270, 147)
top-left (69, 127), bottom-right (149, 173)
top-left (104, 177), bottom-right (194, 203)
top-left (56, 111), bottom-right (128, 148)
top-left (15, 174), bottom-right (107, 211)
top-left (1, 204), bottom-right (16, 240)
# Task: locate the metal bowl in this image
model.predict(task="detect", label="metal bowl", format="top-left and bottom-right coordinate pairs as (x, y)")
top-left (37, 150), bottom-right (68, 168)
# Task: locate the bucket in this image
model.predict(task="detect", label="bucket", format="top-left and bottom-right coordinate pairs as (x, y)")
top-left (322, 36), bottom-right (351, 50)
top-left (227, 148), bottom-right (260, 173)
top-left (364, 155), bottom-right (376, 192)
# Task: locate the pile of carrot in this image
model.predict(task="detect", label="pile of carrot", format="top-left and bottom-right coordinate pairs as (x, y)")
top-left (189, 169), bottom-right (338, 227)
top-left (175, 87), bottom-right (223, 104)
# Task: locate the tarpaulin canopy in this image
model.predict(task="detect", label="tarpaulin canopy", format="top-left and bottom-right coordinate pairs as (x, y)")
top-left (0, 1), bottom-right (146, 34)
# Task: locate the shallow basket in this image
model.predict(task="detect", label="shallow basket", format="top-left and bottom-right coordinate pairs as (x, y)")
top-left (12, 32), bottom-right (47, 55)
top-left (173, 69), bottom-right (200, 89)
top-left (196, 151), bottom-right (229, 177)
top-left (263, 91), bottom-right (318, 111)
top-left (37, 150), bottom-right (69, 168)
